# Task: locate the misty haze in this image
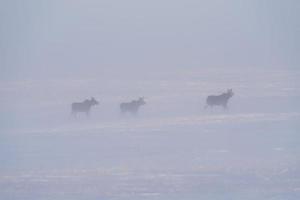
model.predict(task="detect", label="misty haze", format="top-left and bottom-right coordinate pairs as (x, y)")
top-left (0, 1), bottom-right (300, 200)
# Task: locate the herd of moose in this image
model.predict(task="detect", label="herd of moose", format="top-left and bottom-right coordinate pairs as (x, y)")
top-left (71, 89), bottom-right (234, 117)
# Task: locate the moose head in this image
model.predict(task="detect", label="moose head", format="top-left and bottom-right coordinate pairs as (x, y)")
top-left (90, 97), bottom-right (99, 105)
top-left (227, 89), bottom-right (234, 97)
top-left (138, 97), bottom-right (146, 105)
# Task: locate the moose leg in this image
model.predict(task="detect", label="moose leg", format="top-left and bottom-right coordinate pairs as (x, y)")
top-left (204, 104), bottom-right (212, 110)
top-left (133, 108), bottom-right (140, 116)
top-left (120, 108), bottom-right (126, 116)
top-left (71, 111), bottom-right (77, 118)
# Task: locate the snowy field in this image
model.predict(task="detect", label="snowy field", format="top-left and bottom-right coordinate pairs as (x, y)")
top-left (0, 68), bottom-right (300, 200)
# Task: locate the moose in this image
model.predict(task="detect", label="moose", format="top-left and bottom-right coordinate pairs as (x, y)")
top-left (205, 89), bottom-right (234, 109)
top-left (120, 97), bottom-right (146, 115)
top-left (71, 97), bottom-right (99, 117)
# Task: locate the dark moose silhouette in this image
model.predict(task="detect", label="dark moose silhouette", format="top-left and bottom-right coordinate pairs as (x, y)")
top-left (71, 97), bottom-right (99, 117)
top-left (120, 97), bottom-right (146, 115)
top-left (205, 89), bottom-right (234, 109)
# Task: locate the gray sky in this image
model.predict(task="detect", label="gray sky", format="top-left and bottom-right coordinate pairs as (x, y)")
top-left (1, 0), bottom-right (299, 80)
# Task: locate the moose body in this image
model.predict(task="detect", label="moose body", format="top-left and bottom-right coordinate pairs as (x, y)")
top-left (206, 89), bottom-right (234, 109)
top-left (120, 97), bottom-right (146, 115)
top-left (71, 97), bottom-right (99, 117)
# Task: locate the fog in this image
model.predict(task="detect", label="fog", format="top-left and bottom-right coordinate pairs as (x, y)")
top-left (0, 1), bottom-right (300, 200)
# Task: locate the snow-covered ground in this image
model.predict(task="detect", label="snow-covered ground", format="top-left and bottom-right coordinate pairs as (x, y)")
top-left (0, 68), bottom-right (300, 200)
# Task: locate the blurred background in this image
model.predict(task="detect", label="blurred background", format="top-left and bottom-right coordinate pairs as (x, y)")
top-left (0, 1), bottom-right (299, 199)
